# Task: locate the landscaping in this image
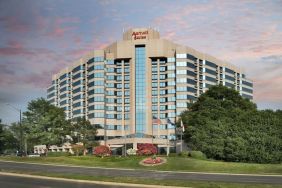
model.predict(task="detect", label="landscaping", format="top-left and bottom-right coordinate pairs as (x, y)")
top-left (0, 155), bottom-right (281, 175)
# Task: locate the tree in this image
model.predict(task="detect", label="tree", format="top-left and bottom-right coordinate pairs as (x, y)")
top-left (0, 123), bottom-right (18, 154)
top-left (70, 117), bottom-right (97, 155)
top-left (181, 85), bottom-right (282, 163)
top-left (23, 98), bottom-right (70, 150)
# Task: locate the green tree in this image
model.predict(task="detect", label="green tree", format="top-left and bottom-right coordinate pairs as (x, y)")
top-left (182, 85), bottom-right (282, 163)
top-left (23, 98), bottom-right (70, 150)
top-left (70, 117), bottom-right (97, 155)
top-left (0, 123), bottom-right (18, 154)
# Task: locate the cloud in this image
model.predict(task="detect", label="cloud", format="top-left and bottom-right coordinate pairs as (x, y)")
top-left (0, 16), bottom-right (30, 33)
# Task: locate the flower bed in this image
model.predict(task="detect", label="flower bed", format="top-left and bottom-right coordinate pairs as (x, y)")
top-left (139, 157), bottom-right (167, 166)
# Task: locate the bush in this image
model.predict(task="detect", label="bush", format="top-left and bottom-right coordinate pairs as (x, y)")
top-left (178, 151), bottom-right (189, 157)
top-left (93, 145), bottom-right (111, 157)
top-left (126, 148), bottom-right (137, 156)
top-left (72, 144), bottom-right (84, 156)
top-left (47, 152), bottom-right (71, 157)
top-left (137, 143), bottom-right (157, 155)
top-left (189, 151), bottom-right (206, 160)
top-left (168, 153), bottom-right (178, 157)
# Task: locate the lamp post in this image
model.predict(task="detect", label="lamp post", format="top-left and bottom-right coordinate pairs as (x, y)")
top-left (6, 103), bottom-right (25, 155)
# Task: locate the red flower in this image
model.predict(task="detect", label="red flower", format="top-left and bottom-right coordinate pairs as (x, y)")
top-left (137, 143), bottom-right (157, 156)
top-left (93, 145), bottom-right (111, 157)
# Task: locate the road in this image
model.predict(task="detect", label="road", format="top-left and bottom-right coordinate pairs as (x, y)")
top-left (0, 160), bottom-right (281, 185)
top-left (0, 173), bottom-right (150, 188)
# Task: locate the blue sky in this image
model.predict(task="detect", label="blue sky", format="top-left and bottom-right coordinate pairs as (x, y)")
top-left (0, 0), bottom-right (282, 124)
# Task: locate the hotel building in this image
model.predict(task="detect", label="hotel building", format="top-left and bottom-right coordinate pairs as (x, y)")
top-left (47, 28), bottom-right (253, 150)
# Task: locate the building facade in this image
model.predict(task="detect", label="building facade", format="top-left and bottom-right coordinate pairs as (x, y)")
top-left (47, 28), bottom-right (253, 150)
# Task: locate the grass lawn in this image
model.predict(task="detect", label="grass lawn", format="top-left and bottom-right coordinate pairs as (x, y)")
top-left (1, 169), bottom-right (281, 188)
top-left (0, 155), bottom-right (281, 175)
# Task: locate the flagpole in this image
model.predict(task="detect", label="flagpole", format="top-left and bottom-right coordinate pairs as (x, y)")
top-left (180, 130), bottom-right (183, 153)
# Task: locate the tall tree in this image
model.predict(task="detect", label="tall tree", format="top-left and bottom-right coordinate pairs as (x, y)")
top-left (182, 85), bottom-right (282, 163)
top-left (70, 117), bottom-right (97, 155)
top-left (23, 98), bottom-right (70, 148)
top-left (0, 123), bottom-right (18, 154)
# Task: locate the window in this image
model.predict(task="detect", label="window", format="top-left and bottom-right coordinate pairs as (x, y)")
top-left (94, 105), bottom-right (104, 110)
top-left (168, 112), bottom-right (176, 118)
top-left (168, 105), bottom-right (176, 110)
top-left (160, 105), bottom-right (166, 111)
top-left (94, 88), bottom-right (104, 94)
top-left (167, 57), bottom-right (175, 62)
top-left (125, 106), bottom-right (130, 112)
top-left (176, 70), bottom-right (186, 75)
top-left (176, 61), bottom-right (186, 66)
top-left (106, 60), bottom-right (114, 65)
top-left (152, 97), bottom-right (158, 103)
top-left (124, 76), bottom-right (130, 81)
top-left (160, 98), bottom-right (166, 103)
top-left (125, 91), bottom-right (130, 96)
top-left (107, 83), bottom-right (115, 88)
top-left (94, 56), bottom-right (104, 62)
top-left (167, 65), bottom-right (175, 70)
top-left (107, 75), bottom-right (115, 80)
top-left (107, 90), bottom-right (115, 96)
top-left (177, 95), bottom-right (186, 100)
top-left (107, 98), bottom-right (115, 103)
top-left (94, 72), bottom-right (104, 78)
top-left (124, 98), bottom-right (130, 103)
top-left (160, 82), bottom-right (166, 88)
top-left (152, 74), bottom-right (158, 80)
top-left (160, 66), bottom-right (166, 72)
top-left (167, 96), bottom-right (176, 101)
top-left (167, 89), bottom-right (176, 94)
top-left (167, 81), bottom-right (175, 86)
top-left (176, 87), bottom-right (186, 92)
top-left (177, 102), bottom-right (187, 107)
top-left (107, 106), bottom-right (115, 111)
top-left (152, 82), bottom-right (158, 88)
top-left (73, 94), bottom-right (82, 101)
top-left (160, 90), bottom-right (166, 95)
top-left (117, 84), bottom-right (122, 89)
top-left (177, 78), bottom-right (186, 83)
top-left (124, 84), bottom-right (130, 89)
top-left (160, 74), bottom-right (166, 80)
top-left (117, 98), bottom-right (122, 103)
top-left (168, 73), bottom-right (175, 78)
top-left (152, 105), bottom-right (158, 111)
top-left (242, 81), bottom-right (253, 87)
top-left (107, 68), bottom-right (115, 72)
top-left (176, 54), bottom-right (186, 58)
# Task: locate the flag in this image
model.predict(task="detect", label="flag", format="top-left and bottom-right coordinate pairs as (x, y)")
top-left (152, 115), bottom-right (162, 125)
top-left (181, 120), bottom-right (185, 132)
top-left (167, 118), bottom-right (175, 125)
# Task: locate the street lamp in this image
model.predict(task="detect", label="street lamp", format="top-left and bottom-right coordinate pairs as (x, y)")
top-left (6, 103), bottom-right (25, 156)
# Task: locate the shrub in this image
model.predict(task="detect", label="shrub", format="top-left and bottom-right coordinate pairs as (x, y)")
top-left (47, 152), bottom-right (71, 157)
top-left (189, 151), bottom-right (206, 160)
top-left (72, 144), bottom-right (84, 156)
top-left (178, 151), bottom-right (189, 157)
top-left (137, 143), bottom-right (157, 155)
top-left (168, 153), bottom-right (178, 157)
top-left (93, 145), bottom-right (111, 157)
top-left (126, 148), bottom-right (137, 156)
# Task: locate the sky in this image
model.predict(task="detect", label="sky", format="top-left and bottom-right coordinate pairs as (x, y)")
top-left (0, 0), bottom-right (281, 124)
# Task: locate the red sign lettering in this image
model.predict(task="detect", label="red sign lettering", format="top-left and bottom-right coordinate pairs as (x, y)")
top-left (132, 30), bottom-right (148, 40)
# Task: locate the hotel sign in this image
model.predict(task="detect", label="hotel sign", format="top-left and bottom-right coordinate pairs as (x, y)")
top-left (132, 30), bottom-right (148, 40)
